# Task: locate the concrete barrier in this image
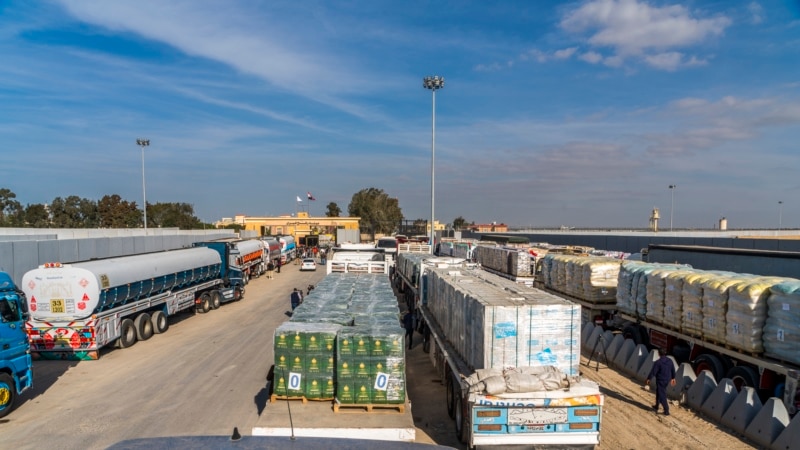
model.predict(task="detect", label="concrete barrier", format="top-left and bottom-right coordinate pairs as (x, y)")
top-left (581, 322), bottom-right (595, 348)
top-left (612, 339), bottom-right (636, 370)
top-left (623, 344), bottom-right (649, 377)
top-left (584, 325), bottom-right (604, 357)
top-left (636, 349), bottom-right (660, 383)
top-left (771, 409), bottom-right (800, 450)
top-left (743, 397), bottom-right (789, 449)
top-left (699, 378), bottom-right (737, 422)
top-left (687, 370), bottom-right (717, 411)
top-left (604, 334), bottom-right (625, 362)
top-left (720, 386), bottom-right (762, 435)
top-left (667, 362), bottom-right (695, 401)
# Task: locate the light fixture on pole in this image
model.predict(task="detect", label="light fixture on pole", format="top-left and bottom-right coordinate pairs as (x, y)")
top-left (136, 138), bottom-right (150, 231)
top-left (423, 75), bottom-right (444, 254)
top-left (779, 201), bottom-right (783, 231)
top-left (668, 184), bottom-right (676, 232)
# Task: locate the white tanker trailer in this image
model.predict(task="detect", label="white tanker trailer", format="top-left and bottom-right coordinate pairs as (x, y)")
top-left (22, 243), bottom-right (244, 360)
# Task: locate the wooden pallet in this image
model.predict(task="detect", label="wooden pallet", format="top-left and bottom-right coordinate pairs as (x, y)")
top-left (333, 402), bottom-right (405, 413)
top-left (269, 394), bottom-right (334, 404)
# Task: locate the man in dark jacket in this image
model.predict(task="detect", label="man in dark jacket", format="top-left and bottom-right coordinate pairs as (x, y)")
top-left (646, 348), bottom-right (676, 415)
top-left (290, 288), bottom-right (302, 311)
top-left (402, 310), bottom-right (415, 349)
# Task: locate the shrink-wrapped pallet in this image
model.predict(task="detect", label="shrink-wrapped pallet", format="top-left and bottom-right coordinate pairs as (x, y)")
top-left (578, 258), bottom-right (620, 302)
top-left (616, 261), bottom-right (647, 315)
top-left (725, 277), bottom-right (788, 353)
top-left (701, 275), bottom-right (749, 343)
top-left (681, 273), bottom-right (711, 336)
top-left (663, 270), bottom-right (693, 329)
top-left (645, 268), bottom-right (673, 323)
top-left (474, 245), bottom-right (535, 278)
top-left (273, 322), bottom-right (342, 399)
top-left (764, 281), bottom-right (800, 365)
top-left (426, 267), bottom-right (580, 375)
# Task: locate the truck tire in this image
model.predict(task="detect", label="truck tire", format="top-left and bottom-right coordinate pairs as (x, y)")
top-left (693, 354), bottom-right (725, 382)
top-left (422, 326), bottom-right (431, 354)
top-left (622, 325), bottom-right (643, 345)
top-left (197, 293), bottom-right (211, 313)
top-left (233, 286), bottom-right (243, 301)
top-left (117, 318), bottom-right (137, 349)
top-left (210, 291), bottom-right (222, 310)
top-left (727, 366), bottom-right (759, 391)
top-left (151, 310), bottom-right (169, 334)
top-left (446, 372), bottom-right (456, 419)
top-left (134, 313), bottom-right (153, 341)
top-left (454, 391), bottom-right (469, 445)
top-left (0, 373), bottom-right (17, 419)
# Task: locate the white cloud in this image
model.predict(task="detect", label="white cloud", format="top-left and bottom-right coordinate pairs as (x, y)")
top-left (748, 2), bottom-right (764, 25)
top-left (579, 51), bottom-right (603, 64)
top-left (553, 47), bottom-right (578, 59)
top-left (561, 0), bottom-right (731, 70)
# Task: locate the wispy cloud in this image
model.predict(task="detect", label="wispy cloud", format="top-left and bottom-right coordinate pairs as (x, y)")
top-left (560, 0), bottom-right (731, 70)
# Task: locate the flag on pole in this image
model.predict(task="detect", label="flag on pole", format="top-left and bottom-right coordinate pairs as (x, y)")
top-left (307, 192), bottom-right (316, 201)
top-left (296, 196), bottom-right (303, 202)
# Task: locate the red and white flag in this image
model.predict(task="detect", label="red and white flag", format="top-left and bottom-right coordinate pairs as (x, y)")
top-left (307, 192), bottom-right (316, 201)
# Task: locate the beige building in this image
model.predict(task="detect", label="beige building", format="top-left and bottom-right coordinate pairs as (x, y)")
top-left (217, 212), bottom-right (360, 243)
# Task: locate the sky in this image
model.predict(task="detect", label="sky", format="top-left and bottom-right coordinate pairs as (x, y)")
top-left (1, 1), bottom-right (799, 229)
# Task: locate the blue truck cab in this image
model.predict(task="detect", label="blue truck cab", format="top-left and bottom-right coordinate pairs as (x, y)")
top-left (192, 241), bottom-right (246, 302)
top-left (0, 271), bottom-right (32, 418)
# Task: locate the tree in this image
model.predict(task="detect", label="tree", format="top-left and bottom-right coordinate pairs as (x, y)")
top-left (97, 194), bottom-right (141, 228)
top-left (23, 203), bottom-right (50, 227)
top-left (452, 216), bottom-right (468, 230)
top-left (325, 202), bottom-right (341, 217)
top-left (50, 196), bottom-right (98, 228)
top-left (348, 188), bottom-right (403, 239)
top-left (148, 202), bottom-right (201, 229)
top-left (0, 188), bottom-right (22, 226)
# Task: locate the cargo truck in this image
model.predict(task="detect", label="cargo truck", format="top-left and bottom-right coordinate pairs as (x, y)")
top-left (0, 271), bottom-right (32, 418)
top-left (395, 253), bottom-right (603, 449)
top-left (540, 253), bottom-right (800, 414)
top-left (326, 245), bottom-right (389, 274)
top-left (22, 244), bottom-right (244, 360)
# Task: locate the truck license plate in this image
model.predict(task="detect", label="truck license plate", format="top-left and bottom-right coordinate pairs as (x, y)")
top-left (508, 408), bottom-right (567, 425)
top-left (50, 299), bottom-right (66, 313)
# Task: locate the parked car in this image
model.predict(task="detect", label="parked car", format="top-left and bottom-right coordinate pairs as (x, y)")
top-left (300, 258), bottom-right (317, 271)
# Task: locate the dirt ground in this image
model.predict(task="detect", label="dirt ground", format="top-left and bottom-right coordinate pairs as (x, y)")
top-left (404, 334), bottom-right (757, 449)
top-left (572, 357), bottom-right (756, 450)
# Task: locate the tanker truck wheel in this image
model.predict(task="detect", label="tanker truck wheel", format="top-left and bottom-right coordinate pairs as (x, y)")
top-left (134, 313), bottom-right (154, 341)
top-left (117, 319), bottom-right (137, 349)
top-left (0, 373), bottom-right (17, 419)
top-left (210, 291), bottom-right (222, 310)
top-left (151, 310), bottom-right (169, 334)
top-left (197, 293), bottom-right (211, 313)
top-left (446, 371), bottom-right (456, 419)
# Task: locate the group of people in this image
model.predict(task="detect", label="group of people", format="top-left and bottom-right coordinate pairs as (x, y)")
top-left (265, 259), bottom-right (281, 279)
top-left (289, 285), bottom-right (316, 311)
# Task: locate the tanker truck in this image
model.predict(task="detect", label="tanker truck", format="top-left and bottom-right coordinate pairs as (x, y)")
top-left (0, 271), bottom-right (32, 418)
top-left (229, 238), bottom-right (268, 284)
top-left (22, 243), bottom-right (244, 360)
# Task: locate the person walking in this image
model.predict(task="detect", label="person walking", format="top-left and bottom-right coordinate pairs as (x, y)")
top-left (403, 309), bottom-right (415, 349)
top-left (290, 288), bottom-right (302, 311)
top-left (266, 261), bottom-right (274, 279)
top-left (645, 348), bottom-right (676, 416)
top-left (276, 259), bottom-right (281, 274)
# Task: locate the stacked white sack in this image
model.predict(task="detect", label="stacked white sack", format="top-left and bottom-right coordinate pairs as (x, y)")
top-left (579, 258), bottom-right (620, 302)
top-left (725, 277), bottom-right (788, 353)
top-left (764, 281), bottom-right (800, 365)
top-left (681, 272), bottom-right (711, 336)
top-left (663, 270), bottom-right (694, 329)
top-left (616, 261), bottom-right (646, 315)
top-left (701, 275), bottom-right (749, 343)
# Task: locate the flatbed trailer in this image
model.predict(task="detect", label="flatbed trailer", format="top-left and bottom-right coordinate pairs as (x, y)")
top-left (395, 253), bottom-right (603, 449)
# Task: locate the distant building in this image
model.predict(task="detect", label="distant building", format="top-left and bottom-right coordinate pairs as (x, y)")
top-left (468, 223), bottom-right (509, 233)
top-left (216, 212), bottom-right (360, 243)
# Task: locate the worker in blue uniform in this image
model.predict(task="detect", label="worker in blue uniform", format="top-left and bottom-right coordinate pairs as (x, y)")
top-left (645, 347), bottom-right (676, 415)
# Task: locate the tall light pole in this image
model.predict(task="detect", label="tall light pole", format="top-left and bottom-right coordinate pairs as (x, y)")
top-left (668, 184), bottom-right (676, 231)
top-left (423, 75), bottom-right (444, 254)
top-left (779, 201), bottom-right (783, 231)
top-left (136, 139), bottom-right (149, 231)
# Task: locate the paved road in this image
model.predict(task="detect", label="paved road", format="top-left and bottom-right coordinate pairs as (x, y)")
top-left (2, 264), bottom-right (325, 450)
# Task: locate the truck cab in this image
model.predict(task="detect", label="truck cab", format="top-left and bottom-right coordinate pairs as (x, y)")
top-left (0, 272), bottom-right (32, 418)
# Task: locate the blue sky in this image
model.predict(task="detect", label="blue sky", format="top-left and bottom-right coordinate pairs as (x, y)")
top-left (1, 1), bottom-right (799, 229)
